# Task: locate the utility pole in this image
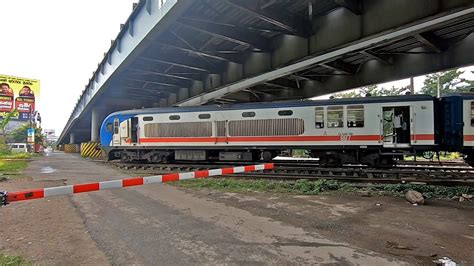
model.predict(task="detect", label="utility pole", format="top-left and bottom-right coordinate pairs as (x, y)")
top-left (409, 77), bottom-right (415, 94)
top-left (28, 105), bottom-right (33, 153)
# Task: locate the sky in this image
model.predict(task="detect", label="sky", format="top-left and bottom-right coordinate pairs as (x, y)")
top-left (0, 0), bottom-right (135, 133)
top-left (0, 1), bottom-right (473, 134)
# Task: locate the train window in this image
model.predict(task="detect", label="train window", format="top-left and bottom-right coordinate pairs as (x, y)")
top-left (315, 107), bottom-right (324, 128)
top-left (169, 115), bottom-right (180, 120)
top-left (347, 105), bottom-right (364, 127)
top-left (113, 118), bottom-right (119, 134)
top-left (198, 113), bottom-right (211, 119)
top-left (327, 106), bottom-right (344, 128)
top-left (278, 110), bottom-right (293, 116)
top-left (106, 123), bottom-right (113, 133)
top-left (143, 116), bottom-right (153, 121)
top-left (242, 112), bottom-right (256, 118)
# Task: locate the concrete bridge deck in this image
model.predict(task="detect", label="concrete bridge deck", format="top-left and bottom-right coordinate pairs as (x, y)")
top-left (58, 0), bottom-right (474, 144)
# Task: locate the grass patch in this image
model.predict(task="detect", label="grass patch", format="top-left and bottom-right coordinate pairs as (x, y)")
top-left (174, 178), bottom-right (352, 195)
top-left (0, 254), bottom-right (30, 266)
top-left (173, 178), bottom-right (473, 199)
top-left (0, 152), bottom-right (31, 160)
top-left (405, 152), bottom-right (462, 161)
top-left (0, 160), bottom-right (28, 173)
top-left (0, 151), bottom-right (31, 178)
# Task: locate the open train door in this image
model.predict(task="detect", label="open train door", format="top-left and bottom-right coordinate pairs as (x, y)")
top-left (119, 119), bottom-right (129, 144)
top-left (130, 117), bottom-right (139, 144)
top-left (381, 106), bottom-right (411, 148)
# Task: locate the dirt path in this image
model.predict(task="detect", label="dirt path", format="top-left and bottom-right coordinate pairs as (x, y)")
top-left (182, 189), bottom-right (474, 265)
top-left (0, 179), bottom-right (108, 265)
top-left (1, 152), bottom-right (473, 264)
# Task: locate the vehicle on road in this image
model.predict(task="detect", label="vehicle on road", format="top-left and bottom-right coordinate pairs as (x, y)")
top-left (8, 143), bottom-right (28, 153)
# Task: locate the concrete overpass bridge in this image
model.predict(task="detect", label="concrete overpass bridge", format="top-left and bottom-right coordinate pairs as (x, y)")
top-left (58, 0), bottom-right (474, 145)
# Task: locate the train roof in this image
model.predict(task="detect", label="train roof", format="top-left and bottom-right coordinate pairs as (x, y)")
top-left (108, 94), bottom-right (435, 117)
top-left (442, 92), bottom-right (474, 100)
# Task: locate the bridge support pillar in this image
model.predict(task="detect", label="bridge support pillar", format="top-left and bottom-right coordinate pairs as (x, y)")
top-left (91, 108), bottom-right (100, 142)
top-left (178, 87), bottom-right (189, 102)
top-left (69, 133), bottom-right (75, 144)
top-left (167, 93), bottom-right (177, 106)
top-left (190, 81), bottom-right (203, 97)
top-left (158, 98), bottom-right (167, 107)
top-left (205, 74), bottom-right (221, 91)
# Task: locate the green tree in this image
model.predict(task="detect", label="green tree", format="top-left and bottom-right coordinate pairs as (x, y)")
top-left (0, 109), bottom-right (18, 149)
top-left (10, 123), bottom-right (44, 146)
top-left (420, 69), bottom-right (474, 96)
top-left (333, 85), bottom-right (409, 98)
top-left (10, 123), bottom-right (29, 143)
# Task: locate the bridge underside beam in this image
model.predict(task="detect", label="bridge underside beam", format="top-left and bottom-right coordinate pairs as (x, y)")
top-left (177, 4), bottom-right (474, 106)
top-left (223, 34), bottom-right (474, 102)
top-left (59, 0), bottom-right (474, 144)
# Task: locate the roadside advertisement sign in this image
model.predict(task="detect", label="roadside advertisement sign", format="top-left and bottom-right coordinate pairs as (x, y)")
top-left (27, 128), bottom-right (35, 143)
top-left (0, 74), bottom-right (40, 121)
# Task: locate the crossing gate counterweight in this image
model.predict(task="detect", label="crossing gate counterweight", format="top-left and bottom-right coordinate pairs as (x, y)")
top-left (1, 163), bottom-right (274, 206)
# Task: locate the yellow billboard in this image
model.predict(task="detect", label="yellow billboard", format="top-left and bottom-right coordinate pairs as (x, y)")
top-left (0, 74), bottom-right (40, 121)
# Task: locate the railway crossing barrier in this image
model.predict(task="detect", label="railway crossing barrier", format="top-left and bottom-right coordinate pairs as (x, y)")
top-left (1, 163), bottom-right (274, 206)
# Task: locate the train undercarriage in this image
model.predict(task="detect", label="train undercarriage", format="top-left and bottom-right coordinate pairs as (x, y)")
top-left (107, 147), bottom-right (437, 167)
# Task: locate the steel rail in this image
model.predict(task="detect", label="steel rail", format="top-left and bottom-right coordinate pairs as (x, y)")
top-left (105, 161), bottom-right (474, 187)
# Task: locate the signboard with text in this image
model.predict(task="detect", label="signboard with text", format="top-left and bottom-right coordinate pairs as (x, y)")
top-left (0, 74), bottom-right (40, 121)
top-left (27, 128), bottom-right (35, 143)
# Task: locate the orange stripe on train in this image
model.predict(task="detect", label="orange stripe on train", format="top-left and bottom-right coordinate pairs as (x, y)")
top-left (464, 135), bottom-right (474, 141)
top-left (139, 134), bottom-right (435, 143)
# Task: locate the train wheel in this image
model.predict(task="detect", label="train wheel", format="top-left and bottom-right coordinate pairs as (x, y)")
top-left (319, 155), bottom-right (341, 167)
top-left (260, 151), bottom-right (274, 162)
top-left (121, 153), bottom-right (130, 163)
top-left (147, 154), bottom-right (159, 163)
top-left (377, 156), bottom-right (394, 167)
top-left (422, 151), bottom-right (435, 160)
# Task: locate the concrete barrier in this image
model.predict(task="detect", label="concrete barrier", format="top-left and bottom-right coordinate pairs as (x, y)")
top-left (80, 142), bottom-right (102, 158)
top-left (64, 144), bottom-right (80, 153)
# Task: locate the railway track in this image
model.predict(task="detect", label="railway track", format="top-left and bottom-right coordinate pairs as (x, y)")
top-left (95, 159), bottom-right (474, 187)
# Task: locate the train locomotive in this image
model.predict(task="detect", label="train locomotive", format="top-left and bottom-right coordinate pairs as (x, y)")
top-left (99, 93), bottom-right (474, 166)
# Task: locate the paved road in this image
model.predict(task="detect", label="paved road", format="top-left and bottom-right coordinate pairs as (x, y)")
top-left (23, 152), bottom-right (402, 265)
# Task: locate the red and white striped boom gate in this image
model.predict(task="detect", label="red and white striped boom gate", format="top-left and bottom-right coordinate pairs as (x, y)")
top-left (0, 163), bottom-right (274, 206)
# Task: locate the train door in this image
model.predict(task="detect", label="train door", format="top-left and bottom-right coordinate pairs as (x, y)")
top-left (381, 106), bottom-right (411, 147)
top-left (130, 117), bottom-right (139, 143)
top-left (441, 96), bottom-right (463, 148)
top-left (214, 120), bottom-right (228, 143)
top-left (120, 119), bottom-right (129, 144)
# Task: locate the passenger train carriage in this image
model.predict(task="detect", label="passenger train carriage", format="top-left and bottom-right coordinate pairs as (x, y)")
top-left (100, 94), bottom-right (446, 166)
top-left (440, 93), bottom-right (474, 164)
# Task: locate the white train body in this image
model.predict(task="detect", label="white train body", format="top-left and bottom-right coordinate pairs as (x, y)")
top-left (101, 95), bottom-right (437, 165)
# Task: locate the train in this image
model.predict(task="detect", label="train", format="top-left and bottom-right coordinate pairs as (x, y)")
top-left (99, 93), bottom-right (474, 166)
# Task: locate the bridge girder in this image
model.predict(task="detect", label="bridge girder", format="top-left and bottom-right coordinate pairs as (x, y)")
top-left (58, 0), bottom-right (474, 144)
